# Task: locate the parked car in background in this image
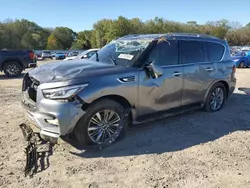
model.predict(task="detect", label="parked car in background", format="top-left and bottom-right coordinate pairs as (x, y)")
top-left (67, 51), bottom-right (79, 57)
top-left (55, 52), bottom-right (66, 60)
top-left (35, 52), bottom-right (43, 60)
top-left (42, 51), bottom-right (52, 59)
top-left (231, 51), bottom-right (250, 68)
top-left (51, 52), bottom-right (56, 59)
top-left (63, 49), bottom-right (99, 61)
top-left (21, 33), bottom-right (236, 147)
top-left (0, 49), bottom-right (37, 77)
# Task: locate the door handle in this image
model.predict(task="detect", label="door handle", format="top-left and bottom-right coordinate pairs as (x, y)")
top-left (173, 71), bottom-right (181, 77)
top-left (206, 67), bottom-right (214, 72)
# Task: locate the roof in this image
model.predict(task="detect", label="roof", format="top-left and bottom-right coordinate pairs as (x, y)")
top-left (118, 33), bottom-right (224, 43)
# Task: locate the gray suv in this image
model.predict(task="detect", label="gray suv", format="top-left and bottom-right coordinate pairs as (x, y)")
top-left (21, 33), bottom-right (236, 147)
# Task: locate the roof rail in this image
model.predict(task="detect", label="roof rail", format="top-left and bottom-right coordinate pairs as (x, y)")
top-left (120, 34), bottom-right (141, 38)
top-left (168, 33), bottom-right (218, 39)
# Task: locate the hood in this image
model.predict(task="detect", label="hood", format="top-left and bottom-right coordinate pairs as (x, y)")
top-left (28, 59), bottom-right (134, 83)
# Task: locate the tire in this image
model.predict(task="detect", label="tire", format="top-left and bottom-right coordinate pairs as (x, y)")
top-left (204, 83), bottom-right (226, 112)
top-left (73, 99), bottom-right (128, 147)
top-left (238, 61), bottom-right (244, 68)
top-left (3, 61), bottom-right (22, 77)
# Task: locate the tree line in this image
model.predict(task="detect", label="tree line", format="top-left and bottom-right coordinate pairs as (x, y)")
top-left (0, 17), bottom-right (249, 50)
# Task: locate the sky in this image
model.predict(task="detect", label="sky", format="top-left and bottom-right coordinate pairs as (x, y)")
top-left (0, 0), bottom-right (249, 32)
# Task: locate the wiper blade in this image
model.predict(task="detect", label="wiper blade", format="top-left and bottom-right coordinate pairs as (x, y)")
top-left (109, 55), bottom-right (117, 65)
top-left (104, 52), bottom-right (117, 65)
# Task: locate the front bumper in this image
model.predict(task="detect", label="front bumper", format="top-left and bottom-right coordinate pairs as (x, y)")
top-left (21, 91), bottom-right (85, 139)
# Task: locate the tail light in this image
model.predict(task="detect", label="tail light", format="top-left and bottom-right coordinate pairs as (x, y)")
top-left (29, 51), bottom-right (35, 60)
top-left (232, 65), bottom-right (236, 73)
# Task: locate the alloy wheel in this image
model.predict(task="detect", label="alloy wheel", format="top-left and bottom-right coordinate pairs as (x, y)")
top-left (87, 110), bottom-right (121, 144)
top-left (210, 87), bottom-right (224, 111)
top-left (6, 64), bottom-right (20, 75)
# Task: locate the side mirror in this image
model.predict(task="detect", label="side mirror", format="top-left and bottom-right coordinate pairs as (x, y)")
top-left (144, 61), bottom-right (163, 79)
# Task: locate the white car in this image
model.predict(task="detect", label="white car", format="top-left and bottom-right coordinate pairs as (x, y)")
top-left (63, 48), bottom-right (99, 61)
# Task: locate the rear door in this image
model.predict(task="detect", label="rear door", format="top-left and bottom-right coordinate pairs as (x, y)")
top-left (138, 40), bottom-right (183, 116)
top-left (180, 40), bottom-right (208, 105)
top-left (200, 41), bottom-right (225, 90)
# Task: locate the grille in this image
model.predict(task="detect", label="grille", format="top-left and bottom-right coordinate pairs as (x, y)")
top-left (23, 74), bottom-right (40, 102)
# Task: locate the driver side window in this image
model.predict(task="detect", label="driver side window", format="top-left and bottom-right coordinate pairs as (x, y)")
top-left (147, 40), bottom-right (179, 66)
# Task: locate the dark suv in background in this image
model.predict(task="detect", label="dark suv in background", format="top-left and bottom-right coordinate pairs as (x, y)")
top-left (21, 33), bottom-right (236, 147)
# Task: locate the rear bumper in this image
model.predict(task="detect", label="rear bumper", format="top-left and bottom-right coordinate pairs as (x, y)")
top-left (56, 56), bottom-right (65, 59)
top-left (28, 63), bottom-right (37, 68)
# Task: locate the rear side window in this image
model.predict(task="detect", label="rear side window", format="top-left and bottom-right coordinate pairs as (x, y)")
top-left (146, 40), bottom-right (179, 66)
top-left (180, 40), bottom-right (204, 63)
top-left (205, 42), bottom-right (224, 61)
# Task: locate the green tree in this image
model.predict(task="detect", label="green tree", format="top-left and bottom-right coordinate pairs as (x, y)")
top-left (53, 27), bottom-right (74, 49)
top-left (46, 34), bottom-right (63, 50)
top-left (21, 32), bottom-right (37, 49)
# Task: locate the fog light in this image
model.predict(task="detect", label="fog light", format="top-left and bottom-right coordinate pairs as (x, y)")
top-left (45, 118), bottom-right (59, 126)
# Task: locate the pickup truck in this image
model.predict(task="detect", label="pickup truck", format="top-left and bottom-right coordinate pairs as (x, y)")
top-left (0, 50), bottom-right (37, 77)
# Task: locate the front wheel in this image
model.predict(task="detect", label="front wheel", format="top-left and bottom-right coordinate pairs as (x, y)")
top-left (204, 83), bottom-right (226, 112)
top-left (3, 62), bottom-right (22, 77)
top-left (73, 99), bottom-right (128, 147)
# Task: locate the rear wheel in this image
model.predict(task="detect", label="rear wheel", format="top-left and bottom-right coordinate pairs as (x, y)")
top-left (204, 83), bottom-right (226, 112)
top-left (3, 61), bottom-right (22, 77)
top-left (238, 61), bottom-right (244, 68)
top-left (73, 99), bottom-right (128, 147)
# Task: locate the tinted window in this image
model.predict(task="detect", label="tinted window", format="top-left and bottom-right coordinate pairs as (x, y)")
top-left (180, 41), bottom-right (204, 63)
top-left (87, 51), bottom-right (96, 58)
top-left (147, 40), bottom-right (178, 66)
top-left (206, 42), bottom-right (224, 61)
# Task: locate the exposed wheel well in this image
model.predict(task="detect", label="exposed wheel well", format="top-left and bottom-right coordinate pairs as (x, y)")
top-left (1, 59), bottom-right (23, 71)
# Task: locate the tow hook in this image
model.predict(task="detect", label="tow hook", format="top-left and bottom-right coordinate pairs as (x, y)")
top-left (19, 123), bottom-right (54, 177)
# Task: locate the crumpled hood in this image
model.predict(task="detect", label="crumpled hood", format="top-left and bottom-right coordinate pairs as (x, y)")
top-left (28, 59), bottom-right (124, 83)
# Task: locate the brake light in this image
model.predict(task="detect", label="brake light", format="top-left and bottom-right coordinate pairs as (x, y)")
top-left (232, 65), bottom-right (236, 73)
top-left (30, 51), bottom-right (34, 60)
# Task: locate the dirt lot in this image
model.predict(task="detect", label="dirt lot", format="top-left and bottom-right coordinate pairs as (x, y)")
top-left (0, 61), bottom-right (250, 188)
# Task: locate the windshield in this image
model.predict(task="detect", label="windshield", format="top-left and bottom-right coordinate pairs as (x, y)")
top-left (235, 52), bottom-right (246, 56)
top-left (89, 39), bottom-right (152, 66)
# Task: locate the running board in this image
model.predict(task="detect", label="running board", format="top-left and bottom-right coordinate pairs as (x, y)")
top-left (134, 104), bottom-right (203, 124)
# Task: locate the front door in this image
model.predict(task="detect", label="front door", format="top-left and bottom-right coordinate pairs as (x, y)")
top-left (138, 39), bottom-right (183, 116)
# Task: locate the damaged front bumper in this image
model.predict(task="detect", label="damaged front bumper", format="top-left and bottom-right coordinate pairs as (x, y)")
top-left (19, 123), bottom-right (54, 177)
top-left (21, 91), bottom-right (86, 140)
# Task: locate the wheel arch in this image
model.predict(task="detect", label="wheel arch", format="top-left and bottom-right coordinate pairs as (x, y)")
top-left (1, 58), bottom-right (23, 71)
top-left (203, 80), bottom-right (230, 102)
top-left (80, 94), bottom-right (135, 123)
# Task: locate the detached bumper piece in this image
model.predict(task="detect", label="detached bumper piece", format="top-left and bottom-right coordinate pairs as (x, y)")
top-left (19, 123), bottom-right (54, 177)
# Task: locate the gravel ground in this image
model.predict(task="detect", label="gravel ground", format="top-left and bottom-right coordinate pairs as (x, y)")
top-left (0, 62), bottom-right (249, 188)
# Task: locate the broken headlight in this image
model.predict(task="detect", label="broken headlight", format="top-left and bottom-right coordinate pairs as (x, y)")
top-left (42, 84), bottom-right (88, 99)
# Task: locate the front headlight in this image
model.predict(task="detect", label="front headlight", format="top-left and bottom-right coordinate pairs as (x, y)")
top-left (42, 84), bottom-right (88, 99)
